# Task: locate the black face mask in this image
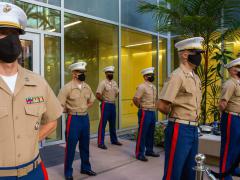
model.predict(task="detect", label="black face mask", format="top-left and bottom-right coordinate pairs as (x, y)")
top-left (0, 34), bottom-right (22, 63)
top-left (107, 74), bottom-right (113, 80)
top-left (147, 75), bottom-right (154, 82)
top-left (237, 72), bottom-right (240, 78)
top-left (78, 73), bottom-right (85, 81)
top-left (188, 53), bottom-right (202, 67)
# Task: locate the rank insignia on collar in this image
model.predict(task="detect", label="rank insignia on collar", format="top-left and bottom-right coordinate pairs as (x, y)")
top-left (26, 96), bottom-right (44, 104)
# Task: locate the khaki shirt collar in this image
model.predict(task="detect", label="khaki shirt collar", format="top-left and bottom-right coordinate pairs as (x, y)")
top-left (71, 80), bottom-right (87, 89)
top-left (0, 65), bottom-right (37, 96)
top-left (144, 81), bottom-right (153, 87)
top-left (105, 79), bottom-right (112, 84)
top-left (230, 77), bottom-right (240, 85)
top-left (14, 65), bottom-right (38, 96)
top-left (180, 64), bottom-right (195, 78)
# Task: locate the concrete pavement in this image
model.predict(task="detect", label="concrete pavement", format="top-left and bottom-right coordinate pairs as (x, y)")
top-left (46, 138), bottom-right (234, 180)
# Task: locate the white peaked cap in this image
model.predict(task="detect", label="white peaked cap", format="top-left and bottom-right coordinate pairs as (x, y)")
top-left (175, 37), bottom-right (204, 51)
top-left (69, 61), bottom-right (87, 71)
top-left (0, 2), bottom-right (27, 34)
top-left (225, 58), bottom-right (240, 69)
top-left (104, 66), bottom-right (115, 72)
top-left (141, 67), bottom-right (154, 75)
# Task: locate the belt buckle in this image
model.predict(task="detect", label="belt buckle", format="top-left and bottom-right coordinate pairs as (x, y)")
top-left (17, 167), bottom-right (28, 177)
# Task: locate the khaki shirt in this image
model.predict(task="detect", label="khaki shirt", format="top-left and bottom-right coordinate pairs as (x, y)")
top-left (96, 79), bottom-right (118, 102)
top-left (134, 81), bottom-right (157, 109)
top-left (0, 65), bottom-right (62, 167)
top-left (221, 78), bottom-right (240, 113)
top-left (58, 81), bottom-right (95, 114)
top-left (159, 64), bottom-right (202, 121)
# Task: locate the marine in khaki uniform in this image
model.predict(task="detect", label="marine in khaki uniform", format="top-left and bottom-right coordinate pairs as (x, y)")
top-left (96, 66), bottom-right (122, 149)
top-left (218, 58), bottom-right (240, 180)
top-left (58, 61), bottom-right (96, 180)
top-left (133, 67), bottom-right (160, 162)
top-left (158, 37), bottom-right (204, 180)
top-left (0, 2), bottom-right (63, 180)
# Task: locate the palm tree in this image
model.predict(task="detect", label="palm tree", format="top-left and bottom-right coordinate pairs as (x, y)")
top-left (139, 0), bottom-right (240, 124)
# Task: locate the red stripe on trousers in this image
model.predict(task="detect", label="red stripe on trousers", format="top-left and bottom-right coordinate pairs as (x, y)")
top-left (135, 110), bottom-right (145, 158)
top-left (40, 162), bottom-right (49, 180)
top-left (166, 123), bottom-right (180, 180)
top-left (98, 102), bottom-right (105, 144)
top-left (64, 115), bottom-right (72, 171)
top-left (221, 114), bottom-right (232, 180)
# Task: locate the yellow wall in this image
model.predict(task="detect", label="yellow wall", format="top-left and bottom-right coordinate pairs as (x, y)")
top-left (121, 47), bottom-right (154, 128)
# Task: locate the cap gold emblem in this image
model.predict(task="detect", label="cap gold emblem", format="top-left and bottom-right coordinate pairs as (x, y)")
top-left (3, 4), bottom-right (12, 13)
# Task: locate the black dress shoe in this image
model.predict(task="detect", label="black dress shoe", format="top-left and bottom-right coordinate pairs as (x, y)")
top-left (112, 141), bottom-right (122, 146)
top-left (81, 170), bottom-right (97, 176)
top-left (65, 176), bottom-right (73, 180)
top-left (137, 156), bottom-right (148, 162)
top-left (98, 144), bottom-right (107, 149)
top-left (145, 152), bottom-right (160, 157)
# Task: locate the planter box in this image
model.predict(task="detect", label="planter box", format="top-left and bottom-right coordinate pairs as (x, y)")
top-left (199, 134), bottom-right (221, 166)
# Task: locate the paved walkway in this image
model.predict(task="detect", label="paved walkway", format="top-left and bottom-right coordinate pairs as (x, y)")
top-left (45, 138), bottom-right (233, 180)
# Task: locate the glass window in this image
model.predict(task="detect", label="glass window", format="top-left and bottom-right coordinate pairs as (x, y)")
top-left (121, 0), bottom-right (156, 32)
top-left (158, 38), bottom-right (167, 121)
top-left (33, 0), bottom-right (61, 6)
top-left (65, 0), bottom-right (119, 22)
top-left (3, 0), bottom-right (61, 32)
top-left (64, 13), bottom-right (119, 133)
top-left (19, 40), bottom-right (33, 70)
top-left (171, 38), bottom-right (181, 71)
top-left (121, 28), bottom-right (158, 128)
top-left (3, 0), bottom-right (60, 6)
top-left (44, 35), bottom-right (62, 142)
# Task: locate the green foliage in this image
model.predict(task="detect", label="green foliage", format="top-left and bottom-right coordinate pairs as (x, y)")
top-left (154, 123), bottom-right (165, 147)
top-left (134, 123), bottom-right (165, 147)
top-left (138, 0), bottom-right (240, 124)
top-left (207, 83), bottom-right (221, 122)
top-left (196, 64), bottom-right (221, 123)
top-left (138, 0), bottom-right (240, 40)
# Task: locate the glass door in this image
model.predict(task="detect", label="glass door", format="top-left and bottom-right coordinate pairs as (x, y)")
top-left (19, 32), bottom-right (40, 74)
top-left (20, 33), bottom-right (64, 146)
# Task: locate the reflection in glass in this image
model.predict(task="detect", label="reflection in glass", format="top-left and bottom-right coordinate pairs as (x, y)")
top-left (3, 0), bottom-right (61, 33)
top-left (34, 0), bottom-right (60, 6)
top-left (64, 0), bottom-right (118, 22)
top-left (121, 28), bottom-right (158, 129)
top-left (64, 13), bottom-right (119, 133)
top-left (19, 40), bottom-right (33, 70)
top-left (44, 35), bottom-right (62, 142)
top-left (158, 39), bottom-right (167, 121)
top-left (121, 0), bottom-right (156, 32)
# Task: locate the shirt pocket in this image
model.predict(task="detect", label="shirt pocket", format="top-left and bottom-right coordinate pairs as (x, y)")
top-left (25, 105), bottom-right (45, 136)
top-left (113, 85), bottom-right (119, 94)
top-left (183, 86), bottom-right (193, 96)
top-left (84, 91), bottom-right (91, 101)
top-left (235, 86), bottom-right (240, 96)
top-left (69, 91), bottom-right (81, 99)
top-left (105, 85), bottom-right (112, 91)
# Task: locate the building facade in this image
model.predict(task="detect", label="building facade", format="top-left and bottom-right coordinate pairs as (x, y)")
top-left (2, 0), bottom-right (172, 146)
